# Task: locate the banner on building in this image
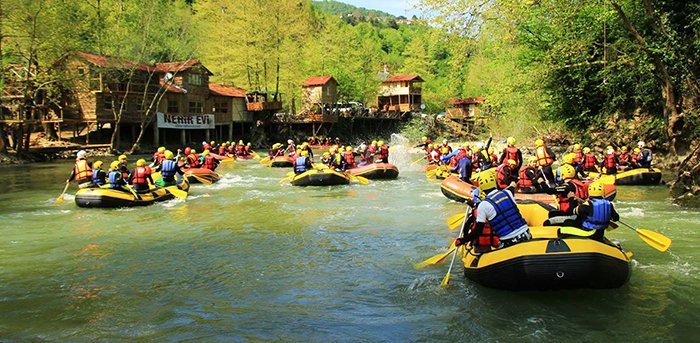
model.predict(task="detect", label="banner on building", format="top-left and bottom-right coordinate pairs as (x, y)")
top-left (157, 112), bottom-right (215, 129)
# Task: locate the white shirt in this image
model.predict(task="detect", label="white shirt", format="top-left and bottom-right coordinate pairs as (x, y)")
top-left (476, 189), bottom-right (529, 240)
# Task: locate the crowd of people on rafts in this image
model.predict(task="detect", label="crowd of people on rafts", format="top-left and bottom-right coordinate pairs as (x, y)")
top-left (417, 136), bottom-right (653, 248)
top-left (266, 139), bottom-right (391, 175)
top-left (67, 140), bottom-right (257, 193)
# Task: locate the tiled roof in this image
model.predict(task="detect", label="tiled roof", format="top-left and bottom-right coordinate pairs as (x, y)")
top-left (451, 97), bottom-right (485, 105)
top-left (155, 60), bottom-right (202, 73)
top-left (78, 52), bottom-right (153, 71)
top-left (383, 74), bottom-right (424, 83)
top-left (209, 84), bottom-right (246, 98)
top-left (160, 80), bottom-right (187, 93)
top-left (302, 76), bottom-right (335, 87)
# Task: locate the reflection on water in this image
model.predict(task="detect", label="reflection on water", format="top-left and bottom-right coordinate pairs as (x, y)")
top-left (1, 154), bottom-right (699, 341)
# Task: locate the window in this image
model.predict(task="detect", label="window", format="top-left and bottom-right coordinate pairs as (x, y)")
top-left (167, 100), bottom-right (179, 113)
top-left (188, 101), bottom-right (203, 113)
top-left (103, 95), bottom-right (112, 110)
top-left (214, 102), bottom-right (228, 114)
top-left (188, 74), bottom-right (202, 86)
top-left (78, 68), bottom-right (86, 77)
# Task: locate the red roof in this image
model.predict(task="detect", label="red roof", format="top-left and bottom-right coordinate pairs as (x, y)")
top-left (160, 80), bottom-right (187, 93)
top-left (302, 76), bottom-right (335, 87)
top-left (209, 84), bottom-right (246, 98)
top-left (155, 60), bottom-right (210, 74)
top-left (78, 52), bottom-right (152, 71)
top-left (383, 74), bottom-right (424, 83)
top-left (451, 97), bottom-right (485, 105)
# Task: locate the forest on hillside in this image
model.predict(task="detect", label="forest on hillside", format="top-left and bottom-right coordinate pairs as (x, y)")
top-left (2, 0), bottom-right (698, 150)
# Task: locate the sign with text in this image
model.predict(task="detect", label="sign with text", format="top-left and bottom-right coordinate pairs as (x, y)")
top-left (157, 112), bottom-right (215, 129)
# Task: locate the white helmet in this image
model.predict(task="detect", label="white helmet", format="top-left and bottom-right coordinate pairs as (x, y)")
top-left (476, 142), bottom-right (484, 149)
top-left (637, 141), bottom-right (645, 147)
top-left (76, 150), bottom-right (87, 159)
top-left (202, 141), bottom-right (207, 145)
top-left (287, 139), bottom-right (293, 144)
top-left (442, 139), bottom-right (448, 144)
top-left (607, 148), bottom-right (615, 155)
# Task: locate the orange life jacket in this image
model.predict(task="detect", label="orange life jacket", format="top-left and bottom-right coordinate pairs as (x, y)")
top-left (74, 159), bottom-right (93, 182)
top-left (535, 146), bottom-right (553, 167)
top-left (496, 164), bottom-right (510, 189)
top-left (470, 209), bottom-right (500, 248)
top-left (604, 154), bottom-right (616, 169)
top-left (186, 154), bottom-right (199, 167)
top-left (619, 152), bottom-right (631, 163)
top-left (378, 146), bottom-right (389, 159)
top-left (202, 155), bottom-right (217, 170)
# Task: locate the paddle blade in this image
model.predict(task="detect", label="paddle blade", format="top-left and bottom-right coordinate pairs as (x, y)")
top-left (414, 245), bottom-right (456, 269)
top-left (259, 157), bottom-right (270, 164)
top-left (426, 169), bottom-right (437, 177)
top-left (447, 213), bottom-right (465, 230)
top-left (279, 176), bottom-right (291, 183)
top-left (54, 195), bottom-right (64, 204)
top-left (636, 228), bottom-right (672, 252)
top-left (440, 271), bottom-right (451, 286)
top-left (355, 175), bottom-right (369, 185)
top-left (167, 187), bottom-right (188, 200)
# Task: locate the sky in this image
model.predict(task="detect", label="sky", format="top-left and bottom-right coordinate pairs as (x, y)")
top-left (334, 0), bottom-right (422, 17)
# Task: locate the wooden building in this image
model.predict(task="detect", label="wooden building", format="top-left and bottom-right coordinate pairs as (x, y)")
top-left (377, 74), bottom-right (423, 114)
top-left (53, 52), bottom-right (255, 147)
top-left (274, 75), bottom-right (339, 138)
top-left (446, 97), bottom-right (485, 121)
top-left (301, 75), bottom-right (338, 109)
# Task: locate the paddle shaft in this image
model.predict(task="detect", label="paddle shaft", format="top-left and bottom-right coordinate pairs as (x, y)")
top-left (442, 206), bottom-right (471, 285)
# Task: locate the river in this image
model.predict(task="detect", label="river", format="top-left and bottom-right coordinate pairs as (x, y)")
top-left (1, 144), bottom-right (699, 341)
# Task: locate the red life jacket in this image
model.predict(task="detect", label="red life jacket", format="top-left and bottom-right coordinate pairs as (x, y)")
top-left (518, 166), bottom-right (535, 188)
top-left (344, 151), bottom-right (356, 166)
top-left (470, 210), bottom-right (499, 248)
top-left (131, 166), bottom-right (150, 185)
top-left (574, 150), bottom-right (583, 163)
top-left (503, 146), bottom-right (520, 166)
top-left (236, 146), bottom-right (245, 155)
top-left (491, 153), bottom-right (498, 164)
top-left (604, 154), bottom-right (616, 169)
top-left (556, 179), bottom-right (588, 213)
top-left (186, 154), bottom-right (199, 167)
top-left (228, 145), bottom-right (235, 154)
top-left (287, 144), bottom-right (296, 153)
top-left (245, 146), bottom-right (251, 153)
top-left (378, 146), bottom-right (389, 159)
top-left (496, 164), bottom-right (509, 189)
top-left (535, 146), bottom-right (553, 167)
top-left (202, 155), bottom-right (217, 170)
top-left (203, 143), bottom-right (211, 151)
top-left (583, 153), bottom-right (597, 169)
top-left (152, 152), bottom-right (164, 164)
top-left (74, 159), bottom-right (93, 182)
top-left (619, 152), bottom-right (631, 163)
top-left (219, 146), bottom-right (226, 155)
top-left (367, 145), bottom-right (377, 153)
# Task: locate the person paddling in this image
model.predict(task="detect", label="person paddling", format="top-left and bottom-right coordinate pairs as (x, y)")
top-left (572, 182), bottom-right (620, 241)
top-left (67, 150), bottom-right (93, 189)
top-left (155, 150), bottom-right (183, 186)
top-left (108, 161), bottom-right (128, 191)
top-left (129, 159), bottom-right (153, 193)
top-left (91, 161), bottom-right (107, 187)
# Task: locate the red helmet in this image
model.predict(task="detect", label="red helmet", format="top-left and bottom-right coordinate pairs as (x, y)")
top-left (184, 147), bottom-right (192, 155)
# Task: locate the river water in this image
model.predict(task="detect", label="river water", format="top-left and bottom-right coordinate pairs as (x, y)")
top-left (1, 144), bottom-right (699, 341)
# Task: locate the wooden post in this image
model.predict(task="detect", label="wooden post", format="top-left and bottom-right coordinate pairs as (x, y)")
top-left (86, 122), bottom-right (90, 144)
top-left (153, 119), bottom-right (159, 146)
top-left (205, 128), bottom-right (210, 142)
top-left (180, 129), bottom-right (186, 147)
top-left (228, 123), bottom-right (233, 142)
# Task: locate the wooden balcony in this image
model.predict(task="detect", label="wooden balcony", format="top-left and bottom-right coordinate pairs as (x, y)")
top-left (246, 101), bottom-right (282, 112)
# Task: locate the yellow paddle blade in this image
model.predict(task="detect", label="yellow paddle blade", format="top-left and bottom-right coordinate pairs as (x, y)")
top-left (447, 213), bottom-right (466, 230)
top-left (259, 157), bottom-right (270, 164)
top-left (559, 227), bottom-right (595, 237)
top-left (426, 169), bottom-right (437, 177)
top-left (440, 271), bottom-right (451, 286)
top-left (279, 176), bottom-right (291, 183)
top-left (54, 195), bottom-right (64, 204)
top-left (414, 245), bottom-right (456, 269)
top-left (354, 175), bottom-right (369, 185)
top-left (252, 152), bottom-right (261, 159)
top-left (167, 187), bottom-right (188, 200)
top-left (636, 228), bottom-right (672, 252)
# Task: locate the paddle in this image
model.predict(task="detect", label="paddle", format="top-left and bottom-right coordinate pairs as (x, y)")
top-left (447, 212), bottom-right (466, 230)
top-left (426, 168), bottom-right (438, 178)
top-left (313, 163), bottom-right (329, 170)
top-left (441, 207), bottom-right (471, 286)
top-left (616, 220), bottom-right (672, 252)
top-left (54, 181), bottom-right (71, 204)
top-left (347, 173), bottom-right (369, 185)
top-left (259, 156), bottom-right (270, 164)
top-left (251, 151), bottom-right (261, 160)
top-left (410, 156), bottom-right (426, 165)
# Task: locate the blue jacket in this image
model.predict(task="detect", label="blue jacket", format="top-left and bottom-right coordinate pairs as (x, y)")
top-left (451, 157), bottom-right (472, 178)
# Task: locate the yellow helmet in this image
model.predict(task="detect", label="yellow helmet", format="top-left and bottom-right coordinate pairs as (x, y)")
top-left (606, 145), bottom-right (613, 150)
top-left (422, 136), bottom-right (428, 142)
top-left (583, 147), bottom-right (591, 154)
top-left (157, 146), bottom-right (166, 153)
top-left (588, 182), bottom-right (605, 197)
top-left (300, 150), bottom-right (309, 157)
top-left (378, 140), bottom-right (385, 146)
top-left (211, 141), bottom-right (216, 145)
top-left (535, 139), bottom-right (544, 147)
top-left (238, 140), bottom-right (244, 145)
top-left (477, 170), bottom-right (497, 191)
top-left (221, 142), bottom-right (227, 146)
top-left (371, 140), bottom-right (377, 145)
top-left (273, 143), bottom-right (281, 149)
top-left (136, 159), bottom-right (147, 167)
top-left (573, 143), bottom-right (581, 150)
top-left (93, 161), bottom-right (103, 169)
top-left (428, 144), bottom-right (434, 149)
top-left (110, 161), bottom-right (120, 170)
top-left (247, 142), bottom-right (251, 146)
top-left (164, 150), bottom-right (174, 159)
top-left (191, 149), bottom-right (197, 154)
top-left (528, 156), bottom-right (537, 164)
top-left (346, 146), bottom-right (353, 152)
top-left (323, 152), bottom-right (330, 157)
top-left (302, 142), bottom-right (308, 148)
top-left (488, 147), bottom-right (494, 154)
top-left (560, 164), bottom-right (576, 179)
top-left (621, 146), bottom-right (628, 152)
top-left (563, 153), bottom-right (575, 165)
top-left (118, 154), bottom-right (127, 161)
top-left (508, 159), bottom-right (516, 166)
top-left (633, 147), bottom-right (641, 153)
top-left (202, 149), bottom-right (210, 156)
top-left (329, 148), bottom-right (337, 154)
top-left (472, 147), bottom-right (480, 153)
top-left (507, 137), bottom-right (516, 146)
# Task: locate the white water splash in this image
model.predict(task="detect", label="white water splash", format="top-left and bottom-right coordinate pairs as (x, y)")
top-left (620, 207), bottom-right (645, 217)
top-left (389, 133), bottom-right (416, 170)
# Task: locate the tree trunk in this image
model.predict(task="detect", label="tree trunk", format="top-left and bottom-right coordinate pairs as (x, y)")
top-left (671, 143), bottom-right (700, 207)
